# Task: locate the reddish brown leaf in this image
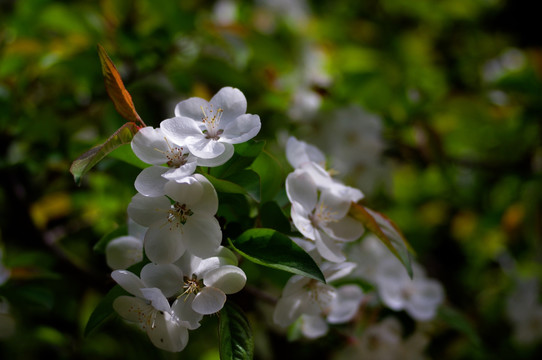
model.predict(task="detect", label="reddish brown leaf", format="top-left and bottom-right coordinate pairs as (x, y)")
top-left (97, 44), bottom-right (145, 127)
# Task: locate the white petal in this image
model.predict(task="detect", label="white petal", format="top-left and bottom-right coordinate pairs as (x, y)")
top-left (175, 97), bottom-right (209, 119)
top-left (322, 216), bottom-right (365, 242)
top-left (127, 193), bottom-right (170, 227)
top-left (106, 236), bottom-right (144, 270)
top-left (192, 287), bottom-right (226, 315)
top-left (203, 265), bottom-right (246, 294)
top-left (298, 162), bottom-right (334, 189)
top-left (290, 204), bottom-right (317, 240)
top-left (209, 87), bottom-right (247, 122)
top-left (195, 143), bottom-right (235, 167)
top-left (134, 166), bottom-right (169, 197)
top-left (174, 252), bottom-right (202, 278)
top-left (189, 174), bottom-right (218, 214)
top-left (127, 218), bottom-right (147, 240)
top-left (144, 221), bottom-right (187, 264)
top-left (273, 295), bottom-right (303, 327)
top-left (161, 116), bottom-right (204, 146)
top-left (140, 288), bottom-right (171, 313)
top-left (314, 231), bottom-right (346, 263)
top-left (140, 263), bottom-right (183, 298)
top-left (286, 136), bottom-right (326, 169)
top-left (161, 160), bottom-right (198, 182)
top-left (282, 275), bottom-right (310, 297)
top-left (147, 311), bottom-right (190, 352)
top-left (164, 178), bottom-right (204, 205)
top-left (327, 285), bottom-right (364, 323)
top-left (171, 295), bottom-right (203, 330)
top-left (301, 315), bottom-right (329, 339)
top-left (111, 270), bottom-right (145, 297)
top-left (221, 114), bottom-right (261, 144)
top-left (321, 261), bottom-right (357, 283)
top-left (319, 189), bottom-right (352, 220)
top-left (182, 214), bottom-right (222, 258)
top-left (131, 127), bottom-right (170, 165)
top-left (113, 296), bottom-right (150, 323)
top-left (187, 137), bottom-right (226, 159)
top-left (286, 170), bottom-right (317, 211)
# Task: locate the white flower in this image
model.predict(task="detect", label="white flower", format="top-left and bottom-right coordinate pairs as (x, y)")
top-left (127, 174), bottom-right (221, 264)
top-left (346, 234), bottom-right (393, 284)
top-left (131, 126), bottom-right (198, 197)
top-left (160, 87), bottom-right (261, 166)
top-left (286, 136), bottom-right (326, 169)
top-left (105, 219), bottom-right (146, 270)
top-left (286, 169), bottom-right (364, 262)
top-left (171, 247), bottom-right (247, 329)
top-left (112, 268), bottom-right (190, 352)
top-left (273, 262), bottom-right (363, 338)
top-left (376, 258), bottom-right (444, 321)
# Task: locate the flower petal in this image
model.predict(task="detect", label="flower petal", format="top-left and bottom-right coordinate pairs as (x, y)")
top-left (221, 114), bottom-right (261, 144)
top-left (301, 314), bottom-right (329, 339)
top-left (203, 265), bottom-right (246, 294)
top-left (286, 137), bottom-right (326, 169)
top-left (161, 116), bottom-right (204, 146)
top-left (140, 287), bottom-right (171, 313)
top-left (195, 143), bottom-right (234, 167)
top-left (111, 270), bottom-right (145, 297)
top-left (189, 174), bottom-right (218, 214)
top-left (290, 204), bottom-right (317, 240)
top-left (314, 231), bottom-right (346, 263)
top-left (171, 295), bottom-right (203, 330)
top-left (174, 97), bottom-right (209, 119)
top-left (140, 263), bottom-right (183, 297)
top-left (113, 295), bottom-right (149, 323)
top-left (187, 137), bottom-right (226, 159)
top-left (144, 221), bottom-right (187, 264)
top-left (147, 311), bottom-right (190, 352)
top-left (131, 127), bottom-right (170, 165)
top-left (286, 170), bottom-right (318, 211)
top-left (322, 215), bottom-right (365, 242)
top-left (273, 294), bottom-right (303, 327)
top-left (161, 160), bottom-right (198, 182)
top-left (134, 166), bottom-right (169, 197)
top-left (327, 285), bottom-right (364, 324)
top-left (182, 214), bottom-right (222, 258)
top-left (127, 193), bottom-right (170, 227)
top-left (210, 87), bottom-right (247, 123)
top-left (192, 287), bottom-right (226, 315)
top-left (164, 177), bottom-right (204, 205)
top-left (106, 236), bottom-right (143, 270)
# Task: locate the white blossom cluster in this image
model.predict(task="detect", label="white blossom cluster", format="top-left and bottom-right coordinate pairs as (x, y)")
top-left (105, 87), bottom-right (261, 352)
top-left (273, 137), bottom-right (444, 340)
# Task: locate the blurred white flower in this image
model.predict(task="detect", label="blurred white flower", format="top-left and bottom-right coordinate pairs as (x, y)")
top-left (273, 262), bottom-right (363, 338)
top-left (376, 258), bottom-right (444, 321)
top-left (346, 234), bottom-right (393, 284)
top-left (506, 278), bottom-right (542, 344)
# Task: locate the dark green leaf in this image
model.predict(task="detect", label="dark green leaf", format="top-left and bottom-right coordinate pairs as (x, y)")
top-left (260, 201), bottom-right (292, 234)
top-left (218, 301), bottom-right (254, 360)
top-left (93, 224), bottom-right (128, 253)
top-left (224, 169), bottom-right (261, 202)
top-left (210, 140), bottom-right (265, 179)
top-left (230, 228), bottom-right (325, 283)
top-left (84, 285), bottom-right (128, 337)
top-left (250, 150), bottom-right (284, 204)
top-left (108, 143), bottom-right (149, 170)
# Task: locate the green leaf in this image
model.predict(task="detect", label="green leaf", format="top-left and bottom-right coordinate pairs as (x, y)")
top-left (70, 122), bottom-right (140, 185)
top-left (250, 150), bottom-right (284, 204)
top-left (260, 201), bottom-right (292, 234)
top-left (218, 301), bottom-right (254, 360)
top-left (84, 285), bottom-right (128, 337)
top-left (93, 224), bottom-right (128, 253)
top-left (202, 173), bottom-right (248, 196)
top-left (108, 143), bottom-right (149, 170)
top-left (230, 228), bottom-right (325, 283)
top-left (210, 140), bottom-right (265, 179)
top-left (349, 203), bottom-right (414, 278)
top-left (438, 305), bottom-right (484, 350)
top-left (202, 170), bottom-right (261, 202)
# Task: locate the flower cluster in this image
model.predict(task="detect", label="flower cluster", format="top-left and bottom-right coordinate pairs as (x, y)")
top-left (106, 87), bottom-right (259, 352)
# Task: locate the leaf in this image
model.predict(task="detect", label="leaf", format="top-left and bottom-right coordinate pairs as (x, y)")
top-left (84, 284), bottom-right (128, 337)
top-left (70, 122), bottom-right (140, 185)
top-left (202, 170), bottom-right (261, 202)
top-left (218, 301), bottom-right (254, 360)
top-left (210, 140), bottom-right (265, 179)
top-left (250, 150), bottom-right (284, 204)
top-left (202, 173), bottom-right (248, 196)
top-left (259, 201), bottom-right (292, 234)
top-left (230, 228), bottom-right (325, 283)
top-left (108, 143), bottom-right (149, 170)
top-left (349, 203), bottom-right (414, 278)
top-left (97, 44), bottom-right (144, 126)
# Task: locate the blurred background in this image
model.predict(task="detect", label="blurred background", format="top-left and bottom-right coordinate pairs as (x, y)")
top-left (1, 0), bottom-right (541, 358)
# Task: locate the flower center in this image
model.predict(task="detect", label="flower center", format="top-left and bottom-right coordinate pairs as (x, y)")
top-left (309, 201), bottom-right (338, 228)
top-left (155, 137), bottom-right (189, 168)
top-left (167, 202), bottom-right (194, 228)
top-left (200, 104), bottom-right (224, 140)
top-left (180, 274), bottom-right (204, 299)
top-left (305, 280), bottom-right (335, 314)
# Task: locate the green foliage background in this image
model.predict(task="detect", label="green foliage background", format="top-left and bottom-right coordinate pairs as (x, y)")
top-left (1, 0), bottom-right (541, 359)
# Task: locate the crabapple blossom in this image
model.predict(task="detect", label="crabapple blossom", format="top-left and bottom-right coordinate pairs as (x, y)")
top-left (131, 126), bottom-right (198, 197)
top-left (127, 174), bottom-right (221, 264)
top-left (111, 268), bottom-right (190, 352)
top-left (105, 219), bottom-right (146, 270)
top-left (286, 136), bottom-right (326, 169)
top-left (160, 87), bottom-right (261, 166)
top-left (375, 257), bottom-right (444, 321)
top-left (273, 261), bottom-right (363, 338)
top-left (286, 169), bottom-right (364, 262)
